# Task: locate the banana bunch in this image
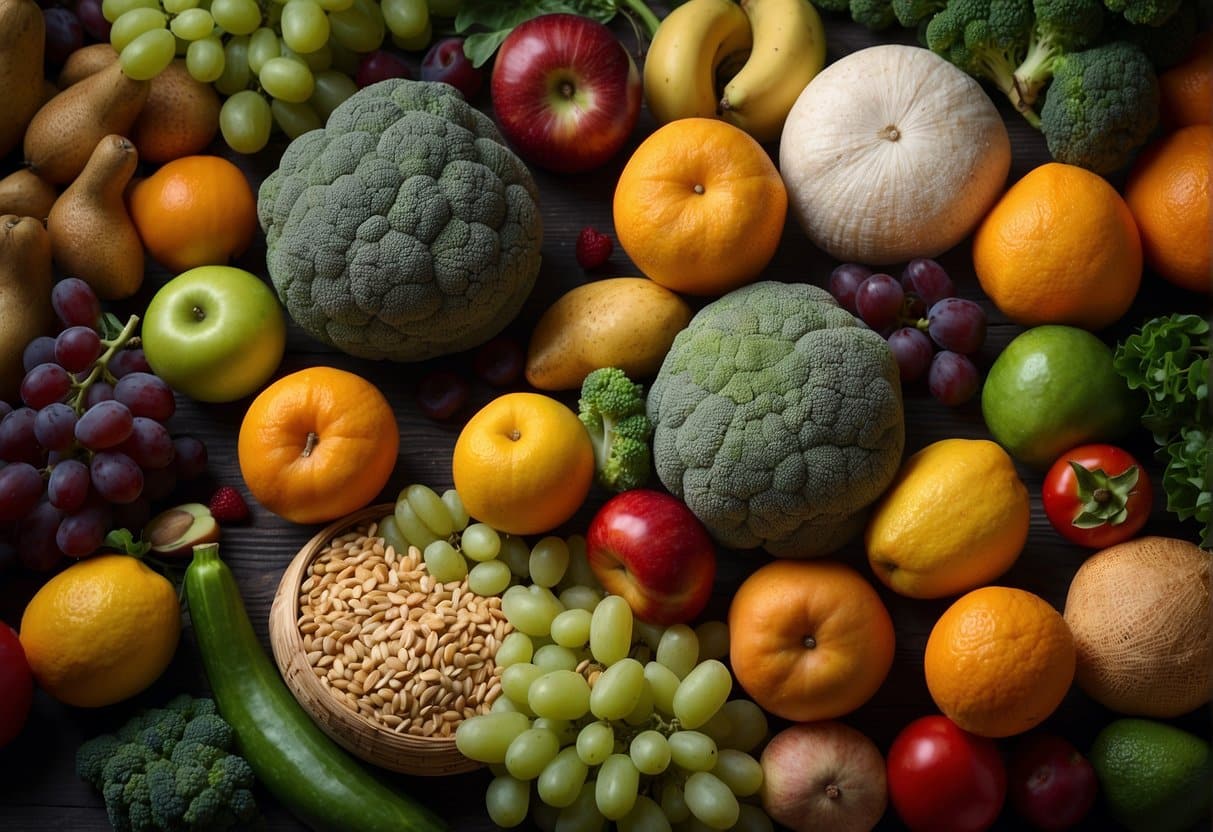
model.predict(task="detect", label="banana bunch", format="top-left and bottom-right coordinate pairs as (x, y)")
top-left (643, 0), bottom-right (827, 143)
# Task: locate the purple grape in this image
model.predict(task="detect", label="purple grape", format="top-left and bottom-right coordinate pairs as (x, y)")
top-left (56, 503), bottom-right (108, 558)
top-left (901, 258), bottom-right (955, 306)
top-left (83, 381), bottom-right (115, 408)
top-left (827, 263), bottom-right (872, 314)
top-left (108, 348), bottom-right (152, 379)
top-left (75, 0), bottom-right (110, 41)
top-left (0, 408), bottom-right (40, 464)
top-left (928, 351), bottom-right (980, 406)
top-left (48, 458), bottom-right (90, 512)
top-left (854, 274), bottom-right (905, 332)
top-left (51, 277), bottom-right (101, 329)
top-left (926, 298), bottom-right (987, 355)
top-left (119, 417), bottom-right (174, 469)
top-left (887, 327), bottom-right (934, 384)
top-left (22, 336), bottom-right (56, 373)
top-left (18, 501), bottom-right (64, 571)
top-left (114, 372), bottom-right (175, 420)
top-left (0, 402), bottom-right (10, 420)
top-left (89, 450), bottom-right (143, 504)
top-left (75, 400), bottom-right (134, 450)
top-left (473, 337), bottom-right (525, 388)
top-left (140, 464), bottom-right (177, 501)
top-left (21, 362), bottom-right (72, 408)
top-left (355, 49), bottom-right (412, 88)
top-left (416, 370), bottom-right (469, 421)
top-left (172, 435), bottom-right (208, 480)
top-left (33, 401), bottom-right (78, 453)
top-left (0, 462), bottom-right (44, 522)
top-left (54, 325), bottom-right (103, 373)
top-left (43, 7), bottom-right (83, 66)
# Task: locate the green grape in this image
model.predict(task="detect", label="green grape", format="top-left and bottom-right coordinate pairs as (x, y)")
top-left (717, 699), bottom-right (767, 752)
top-left (501, 662), bottom-right (544, 706)
top-left (529, 536), bottom-right (569, 588)
top-left (505, 726), bottom-right (560, 781)
top-left (423, 539), bottom-right (467, 583)
top-left (622, 679), bottom-right (654, 726)
top-left (376, 514), bottom-right (407, 559)
top-left (169, 7), bottom-right (213, 40)
top-left (659, 781), bottom-right (691, 824)
top-left (308, 68), bottom-right (356, 120)
top-left (393, 497), bottom-right (438, 550)
top-left (280, 0), bottom-right (329, 53)
top-left (712, 749), bottom-right (763, 798)
top-left (533, 644), bottom-right (579, 674)
top-left (468, 560), bottom-right (511, 597)
top-left (633, 620), bottom-right (666, 652)
top-left (111, 8), bottom-right (167, 52)
top-left (185, 35), bottom-right (224, 81)
top-left (694, 620), bottom-right (730, 662)
top-left (733, 804), bottom-right (775, 832)
top-left (461, 522), bottom-right (501, 562)
top-left (101, 0), bottom-right (157, 24)
top-left (527, 669), bottom-right (590, 720)
top-left (246, 26), bottom-right (279, 73)
top-left (668, 731), bottom-right (718, 772)
top-left (210, 0), bottom-right (262, 34)
top-left (491, 696), bottom-right (520, 714)
top-left (315, 0), bottom-right (353, 10)
top-left (643, 661), bottom-right (681, 716)
top-left (558, 585), bottom-right (601, 613)
top-left (595, 754), bottom-right (639, 821)
top-left (502, 584), bottom-right (563, 637)
top-left (426, 0), bottom-right (462, 15)
top-left (537, 746), bottom-right (588, 810)
top-left (441, 488), bottom-right (469, 529)
top-left (271, 95), bottom-right (323, 137)
top-left (327, 0), bottom-right (384, 52)
top-left (618, 795), bottom-right (671, 832)
top-left (657, 624), bottom-right (699, 679)
top-left (327, 39), bottom-right (360, 74)
top-left (389, 17), bottom-right (429, 50)
top-left (560, 533), bottom-right (599, 590)
top-left (549, 608), bottom-right (592, 649)
top-left (380, 0), bottom-right (427, 38)
top-left (405, 483), bottom-right (454, 537)
top-left (454, 711), bottom-right (530, 763)
top-left (589, 657), bottom-right (644, 721)
top-left (575, 721), bottom-right (613, 767)
top-left (495, 632), bottom-right (533, 668)
top-left (533, 801), bottom-right (560, 832)
top-left (214, 33), bottom-right (250, 95)
top-left (556, 782), bottom-right (605, 832)
top-left (672, 660), bottom-right (732, 730)
top-left (485, 774), bottom-right (530, 828)
top-left (119, 27), bottom-right (175, 79)
top-left (698, 708), bottom-right (733, 747)
top-left (589, 595), bottom-right (632, 666)
top-left (499, 534), bottom-right (531, 578)
top-left (163, 0), bottom-right (198, 12)
top-left (628, 730), bottom-right (671, 776)
top-left (683, 771), bottom-right (739, 830)
top-left (531, 717), bottom-right (577, 747)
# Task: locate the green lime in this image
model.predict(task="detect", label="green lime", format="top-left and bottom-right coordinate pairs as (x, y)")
top-left (981, 325), bottom-right (1140, 469)
top-left (1089, 718), bottom-right (1212, 832)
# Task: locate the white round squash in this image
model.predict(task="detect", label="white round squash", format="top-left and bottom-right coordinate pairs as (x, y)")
top-left (779, 44), bottom-right (1011, 265)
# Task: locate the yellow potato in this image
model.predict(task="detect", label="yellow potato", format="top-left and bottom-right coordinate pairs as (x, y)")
top-left (525, 277), bottom-right (694, 390)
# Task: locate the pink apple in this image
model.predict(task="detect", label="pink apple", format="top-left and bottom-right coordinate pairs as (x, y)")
top-left (490, 13), bottom-right (642, 174)
top-left (1008, 734), bottom-right (1098, 831)
top-left (586, 489), bottom-right (717, 626)
top-left (421, 37), bottom-right (485, 100)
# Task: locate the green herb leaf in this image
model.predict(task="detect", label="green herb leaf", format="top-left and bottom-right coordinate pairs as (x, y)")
top-left (99, 312), bottom-right (126, 342)
top-left (456, 0), bottom-right (634, 67)
top-left (103, 528), bottom-right (152, 557)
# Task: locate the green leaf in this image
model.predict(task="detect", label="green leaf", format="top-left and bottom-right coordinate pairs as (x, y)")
top-left (103, 528), bottom-right (151, 557)
top-left (1066, 461), bottom-right (1140, 529)
top-left (456, 0), bottom-right (630, 66)
top-left (99, 312), bottom-right (126, 342)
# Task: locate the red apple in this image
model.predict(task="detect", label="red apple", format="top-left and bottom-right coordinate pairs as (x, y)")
top-left (586, 489), bottom-right (716, 626)
top-left (420, 37), bottom-right (485, 100)
top-left (1009, 734), bottom-right (1098, 831)
top-left (489, 13), bottom-right (642, 174)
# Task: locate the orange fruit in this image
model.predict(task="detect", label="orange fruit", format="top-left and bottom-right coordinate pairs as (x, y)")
top-left (237, 367), bottom-right (400, 524)
top-left (728, 559), bottom-right (896, 723)
top-left (19, 555), bottom-right (180, 708)
top-left (452, 392), bottom-right (594, 536)
top-left (612, 117), bottom-right (787, 296)
top-left (1159, 32), bottom-right (1213, 129)
top-left (972, 162), bottom-right (1142, 331)
top-left (1123, 125), bottom-right (1212, 294)
top-left (127, 154), bottom-right (257, 273)
top-left (924, 586), bottom-right (1076, 738)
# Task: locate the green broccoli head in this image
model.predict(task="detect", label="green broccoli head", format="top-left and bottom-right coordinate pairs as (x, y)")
top-left (811, 0), bottom-right (854, 14)
top-left (1040, 41), bottom-right (1159, 173)
top-left (77, 734), bottom-right (126, 789)
top-left (892, 0), bottom-right (947, 28)
top-left (258, 79), bottom-right (543, 363)
top-left (1013, 0), bottom-right (1106, 106)
top-left (926, 0), bottom-right (1037, 113)
top-left (1102, 0), bottom-right (1182, 25)
top-left (579, 368), bottom-right (654, 493)
top-left (1109, 0), bottom-right (1199, 70)
top-left (647, 281), bottom-right (905, 558)
top-left (850, 0), bottom-right (899, 28)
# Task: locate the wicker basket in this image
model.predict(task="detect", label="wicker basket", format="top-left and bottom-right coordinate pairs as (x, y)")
top-left (269, 503), bottom-right (482, 776)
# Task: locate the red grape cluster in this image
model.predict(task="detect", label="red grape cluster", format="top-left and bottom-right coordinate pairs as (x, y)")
top-left (0, 278), bottom-right (207, 570)
top-left (829, 259), bottom-right (988, 406)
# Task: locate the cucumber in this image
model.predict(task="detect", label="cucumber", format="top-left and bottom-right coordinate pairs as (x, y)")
top-left (184, 543), bottom-right (447, 832)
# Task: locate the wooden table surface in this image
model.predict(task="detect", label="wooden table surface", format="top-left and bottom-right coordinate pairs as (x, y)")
top-left (0, 11), bottom-right (1208, 832)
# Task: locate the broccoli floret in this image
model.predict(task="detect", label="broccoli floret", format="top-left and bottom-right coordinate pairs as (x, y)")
top-left (578, 367), bottom-right (654, 493)
top-left (1109, 0), bottom-right (1200, 69)
top-left (1103, 0), bottom-right (1182, 25)
top-left (1040, 40), bottom-right (1159, 173)
top-left (851, 0), bottom-right (900, 28)
top-left (75, 696), bottom-right (258, 832)
top-left (892, 0), bottom-right (948, 27)
top-left (812, 0), bottom-right (853, 13)
top-left (1013, 0), bottom-right (1106, 106)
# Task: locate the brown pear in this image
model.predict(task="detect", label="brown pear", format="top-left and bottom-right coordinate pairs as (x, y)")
top-left (0, 169), bottom-right (58, 219)
top-left (57, 42), bottom-right (119, 88)
top-left (131, 60), bottom-right (221, 163)
top-left (24, 62), bottom-right (149, 185)
top-left (0, 215), bottom-right (54, 400)
top-left (48, 135), bottom-right (145, 300)
top-left (0, 0), bottom-right (46, 158)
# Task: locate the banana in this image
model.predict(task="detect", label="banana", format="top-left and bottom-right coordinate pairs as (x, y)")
top-left (643, 0), bottom-right (753, 126)
top-left (720, 0), bottom-right (827, 143)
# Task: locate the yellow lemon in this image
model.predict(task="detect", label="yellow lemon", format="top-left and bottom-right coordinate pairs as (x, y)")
top-left (20, 555), bottom-right (181, 707)
top-left (865, 438), bottom-right (1029, 599)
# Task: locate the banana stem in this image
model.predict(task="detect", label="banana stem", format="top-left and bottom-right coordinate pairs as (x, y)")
top-left (619, 0), bottom-right (661, 38)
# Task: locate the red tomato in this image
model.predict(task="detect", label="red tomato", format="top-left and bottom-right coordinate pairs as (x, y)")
top-left (887, 715), bottom-right (1007, 832)
top-left (1042, 444), bottom-right (1152, 549)
top-left (0, 619), bottom-right (32, 748)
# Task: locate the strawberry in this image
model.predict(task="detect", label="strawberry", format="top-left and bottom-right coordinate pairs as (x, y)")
top-left (208, 486), bottom-right (250, 524)
top-left (576, 226), bottom-right (614, 270)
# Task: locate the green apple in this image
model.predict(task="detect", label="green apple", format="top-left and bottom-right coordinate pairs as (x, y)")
top-left (142, 266), bottom-right (287, 403)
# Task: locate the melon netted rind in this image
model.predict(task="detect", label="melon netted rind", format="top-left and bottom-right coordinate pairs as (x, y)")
top-left (1063, 536), bottom-right (1213, 717)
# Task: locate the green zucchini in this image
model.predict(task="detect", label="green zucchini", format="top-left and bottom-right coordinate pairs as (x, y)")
top-left (184, 543), bottom-right (447, 832)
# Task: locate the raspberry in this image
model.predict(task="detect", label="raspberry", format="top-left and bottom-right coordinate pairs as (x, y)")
top-left (576, 226), bottom-right (614, 270)
top-left (208, 486), bottom-right (250, 524)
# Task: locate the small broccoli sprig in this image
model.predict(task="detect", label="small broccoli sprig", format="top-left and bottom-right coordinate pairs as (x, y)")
top-left (1102, 0), bottom-right (1182, 25)
top-left (1012, 0), bottom-right (1106, 107)
top-left (578, 368), bottom-right (654, 494)
top-left (76, 696), bottom-right (258, 832)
